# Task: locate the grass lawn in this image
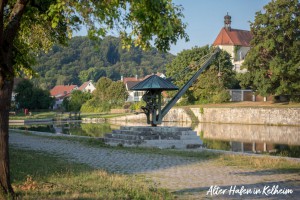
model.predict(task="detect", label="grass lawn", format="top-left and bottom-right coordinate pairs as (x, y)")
top-left (9, 111), bottom-right (57, 120)
top-left (9, 111), bottom-right (131, 120)
top-left (10, 147), bottom-right (173, 200)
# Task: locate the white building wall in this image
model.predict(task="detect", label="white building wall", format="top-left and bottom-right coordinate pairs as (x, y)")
top-left (218, 45), bottom-right (250, 73)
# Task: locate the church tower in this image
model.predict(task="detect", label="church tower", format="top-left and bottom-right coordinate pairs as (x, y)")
top-left (224, 12), bottom-right (231, 31)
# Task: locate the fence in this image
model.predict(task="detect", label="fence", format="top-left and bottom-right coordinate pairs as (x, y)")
top-left (229, 89), bottom-right (273, 102)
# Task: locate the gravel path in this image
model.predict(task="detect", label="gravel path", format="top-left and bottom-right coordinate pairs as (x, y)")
top-left (9, 132), bottom-right (300, 199)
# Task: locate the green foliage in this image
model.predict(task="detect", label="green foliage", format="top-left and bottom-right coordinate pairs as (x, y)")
top-left (107, 81), bottom-right (128, 107)
top-left (271, 145), bottom-right (300, 158)
top-left (63, 90), bottom-right (92, 112)
top-left (94, 77), bottom-right (113, 101)
top-left (199, 131), bottom-right (231, 151)
top-left (80, 123), bottom-right (112, 138)
top-left (238, 0), bottom-right (300, 98)
top-left (80, 98), bottom-right (111, 113)
top-left (81, 77), bottom-right (128, 112)
top-left (193, 67), bottom-right (231, 104)
top-left (14, 80), bottom-right (54, 110)
top-left (32, 36), bottom-right (175, 89)
top-left (166, 46), bottom-right (236, 104)
top-left (130, 101), bottom-right (146, 111)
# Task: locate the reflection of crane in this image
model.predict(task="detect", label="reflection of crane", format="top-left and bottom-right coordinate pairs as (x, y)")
top-left (132, 47), bottom-right (220, 126)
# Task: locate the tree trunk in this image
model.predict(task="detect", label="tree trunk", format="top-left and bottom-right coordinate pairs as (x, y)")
top-left (0, 0), bottom-right (30, 198)
top-left (0, 78), bottom-right (14, 198)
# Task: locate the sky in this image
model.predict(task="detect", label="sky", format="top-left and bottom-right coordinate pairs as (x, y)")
top-left (74, 0), bottom-right (270, 55)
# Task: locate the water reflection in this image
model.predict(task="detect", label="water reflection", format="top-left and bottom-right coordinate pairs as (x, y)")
top-left (195, 123), bottom-right (300, 158)
top-left (12, 122), bottom-right (117, 138)
top-left (10, 121), bottom-right (300, 158)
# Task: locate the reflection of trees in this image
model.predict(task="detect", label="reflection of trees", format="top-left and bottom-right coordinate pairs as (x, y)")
top-left (271, 145), bottom-right (300, 158)
top-left (199, 131), bottom-right (231, 151)
top-left (22, 125), bottom-right (55, 133)
top-left (80, 123), bottom-right (112, 137)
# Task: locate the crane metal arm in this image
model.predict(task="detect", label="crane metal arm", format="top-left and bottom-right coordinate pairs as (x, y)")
top-left (161, 47), bottom-right (220, 118)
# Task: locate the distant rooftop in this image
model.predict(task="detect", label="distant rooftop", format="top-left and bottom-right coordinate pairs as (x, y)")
top-left (50, 85), bottom-right (78, 98)
top-left (213, 27), bottom-right (253, 47)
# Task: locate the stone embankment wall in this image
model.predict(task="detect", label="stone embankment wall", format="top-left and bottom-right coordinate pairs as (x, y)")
top-left (191, 107), bottom-right (300, 126)
top-left (109, 107), bottom-right (300, 126)
top-left (108, 108), bottom-right (192, 124)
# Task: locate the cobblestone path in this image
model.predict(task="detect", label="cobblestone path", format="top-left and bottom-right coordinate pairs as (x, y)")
top-left (10, 132), bottom-right (300, 199)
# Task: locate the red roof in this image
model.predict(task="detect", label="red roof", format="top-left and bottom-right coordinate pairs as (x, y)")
top-left (122, 77), bottom-right (140, 84)
top-left (78, 81), bottom-right (91, 91)
top-left (50, 85), bottom-right (78, 98)
top-left (213, 28), bottom-right (252, 47)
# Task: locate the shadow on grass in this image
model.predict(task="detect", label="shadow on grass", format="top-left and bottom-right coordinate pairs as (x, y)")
top-left (10, 147), bottom-right (92, 184)
top-left (10, 147), bottom-right (173, 200)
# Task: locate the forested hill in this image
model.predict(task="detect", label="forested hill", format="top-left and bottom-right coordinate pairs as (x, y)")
top-left (32, 36), bottom-right (175, 89)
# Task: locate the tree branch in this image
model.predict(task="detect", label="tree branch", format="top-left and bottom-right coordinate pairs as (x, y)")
top-left (3, 0), bottom-right (29, 47)
top-left (0, 0), bottom-right (8, 46)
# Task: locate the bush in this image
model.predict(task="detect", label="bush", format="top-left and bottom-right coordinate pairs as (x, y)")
top-left (130, 101), bottom-right (146, 111)
top-left (212, 90), bottom-right (231, 103)
top-left (81, 98), bottom-right (111, 113)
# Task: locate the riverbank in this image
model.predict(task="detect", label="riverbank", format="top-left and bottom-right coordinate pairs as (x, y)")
top-left (109, 103), bottom-right (300, 126)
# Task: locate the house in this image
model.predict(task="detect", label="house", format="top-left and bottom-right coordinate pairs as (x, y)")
top-left (213, 13), bottom-right (253, 73)
top-left (50, 85), bottom-right (78, 109)
top-left (121, 75), bottom-right (144, 102)
top-left (11, 78), bottom-right (23, 102)
top-left (78, 80), bottom-right (95, 93)
top-left (122, 72), bottom-right (166, 102)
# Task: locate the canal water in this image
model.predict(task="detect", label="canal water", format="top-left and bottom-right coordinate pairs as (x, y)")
top-left (10, 121), bottom-right (300, 158)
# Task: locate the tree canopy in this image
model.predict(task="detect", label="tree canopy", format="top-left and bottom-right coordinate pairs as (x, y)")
top-left (62, 90), bottom-right (92, 112)
top-left (81, 77), bottom-right (128, 112)
top-left (32, 36), bottom-right (174, 89)
top-left (14, 80), bottom-right (54, 110)
top-left (166, 46), bottom-right (237, 104)
top-left (238, 0), bottom-right (300, 99)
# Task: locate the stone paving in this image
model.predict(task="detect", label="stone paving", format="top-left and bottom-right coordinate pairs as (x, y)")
top-left (9, 132), bottom-right (300, 200)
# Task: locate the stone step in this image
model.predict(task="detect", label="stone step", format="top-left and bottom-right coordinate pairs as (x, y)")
top-left (104, 137), bottom-right (143, 145)
top-left (104, 126), bottom-right (202, 149)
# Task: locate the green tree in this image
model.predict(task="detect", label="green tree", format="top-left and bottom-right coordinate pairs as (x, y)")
top-left (14, 79), bottom-right (54, 110)
top-left (33, 36), bottom-right (174, 89)
top-left (79, 67), bottom-right (105, 83)
top-left (31, 88), bottom-right (54, 110)
top-left (193, 67), bottom-right (231, 103)
top-left (107, 81), bottom-right (128, 107)
top-left (166, 46), bottom-right (235, 104)
top-left (14, 80), bottom-right (34, 109)
top-left (63, 90), bottom-right (92, 112)
top-left (0, 0), bottom-right (188, 197)
top-left (85, 77), bottom-right (128, 112)
top-left (94, 77), bottom-right (113, 101)
top-left (238, 0), bottom-right (300, 99)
